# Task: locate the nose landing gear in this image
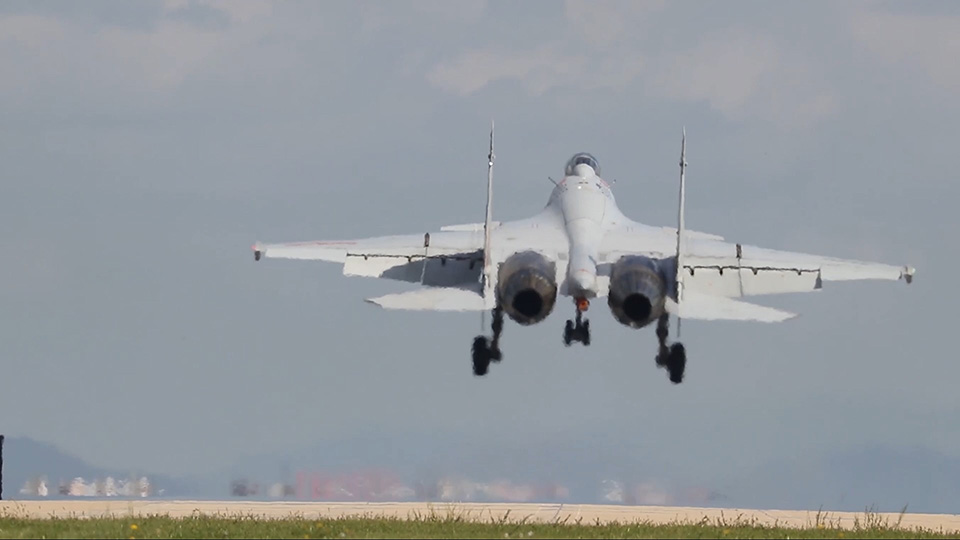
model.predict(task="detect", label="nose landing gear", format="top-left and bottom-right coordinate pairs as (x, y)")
top-left (563, 298), bottom-right (591, 346)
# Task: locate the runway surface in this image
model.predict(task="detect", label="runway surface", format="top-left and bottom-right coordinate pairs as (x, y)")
top-left (2, 500), bottom-right (960, 531)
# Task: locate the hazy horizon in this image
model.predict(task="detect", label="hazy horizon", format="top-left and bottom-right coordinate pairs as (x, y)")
top-left (1, 0), bottom-right (957, 513)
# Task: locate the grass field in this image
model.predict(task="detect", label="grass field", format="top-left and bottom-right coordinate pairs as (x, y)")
top-left (2, 513), bottom-right (959, 539)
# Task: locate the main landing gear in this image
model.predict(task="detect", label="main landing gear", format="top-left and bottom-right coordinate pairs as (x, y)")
top-left (655, 314), bottom-right (686, 384)
top-left (563, 297), bottom-right (591, 346)
top-left (472, 306), bottom-right (504, 376)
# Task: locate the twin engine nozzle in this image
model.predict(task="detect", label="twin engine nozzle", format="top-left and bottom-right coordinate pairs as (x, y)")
top-left (496, 251), bottom-right (558, 325)
top-left (607, 255), bottom-right (668, 329)
top-left (495, 251), bottom-right (668, 329)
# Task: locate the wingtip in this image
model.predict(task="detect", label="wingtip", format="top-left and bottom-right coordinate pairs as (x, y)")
top-left (902, 266), bottom-right (916, 284)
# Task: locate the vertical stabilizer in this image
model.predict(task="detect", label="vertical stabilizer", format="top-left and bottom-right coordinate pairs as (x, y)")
top-left (675, 128), bottom-right (687, 332)
top-left (482, 121), bottom-right (495, 301)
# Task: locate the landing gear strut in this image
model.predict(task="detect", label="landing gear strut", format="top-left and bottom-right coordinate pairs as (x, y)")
top-left (472, 306), bottom-right (504, 376)
top-left (655, 314), bottom-right (686, 384)
top-left (563, 298), bottom-right (591, 346)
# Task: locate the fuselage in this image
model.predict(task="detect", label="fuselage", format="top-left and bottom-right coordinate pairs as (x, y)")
top-left (544, 154), bottom-right (625, 302)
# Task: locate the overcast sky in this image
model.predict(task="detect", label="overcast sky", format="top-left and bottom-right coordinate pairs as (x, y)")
top-left (1, 0), bottom-right (958, 507)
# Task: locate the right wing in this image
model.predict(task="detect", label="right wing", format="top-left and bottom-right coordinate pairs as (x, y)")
top-left (597, 221), bottom-right (914, 322)
top-left (679, 239), bottom-right (915, 298)
top-left (599, 221), bottom-right (914, 299)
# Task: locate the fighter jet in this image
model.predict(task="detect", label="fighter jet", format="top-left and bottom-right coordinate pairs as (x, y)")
top-left (252, 125), bottom-right (915, 384)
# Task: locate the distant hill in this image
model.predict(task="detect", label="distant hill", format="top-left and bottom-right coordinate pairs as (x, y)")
top-left (1, 436), bottom-right (196, 499)
top-left (181, 427), bottom-right (726, 504)
top-left (194, 434), bottom-right (959, 512)
top-left (10, 433), bottom-right (949, 512)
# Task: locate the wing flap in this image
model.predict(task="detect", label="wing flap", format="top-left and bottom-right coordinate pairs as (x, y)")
top-left (343, 251), bottom-right (483, 286)
top-left (365, 285), bottom-right (488, 311)
top-left (440, 221), bottom-right (502, 232)
top-left (667, 293), bottom-right (797, 322)
top-left (680, 241), bottom-right (912, 298)
top-left (254, 241), bottom-right (356, 263)
top-left (682, 258), bottom-right (823, 297)
top-left (254, 230), bottom-right (485, 286)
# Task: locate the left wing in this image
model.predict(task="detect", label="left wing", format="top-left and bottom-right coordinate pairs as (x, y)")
top-left (253, 209), bottom-right (570, 311)
top-left (254, 230), bottom-right (484, 288)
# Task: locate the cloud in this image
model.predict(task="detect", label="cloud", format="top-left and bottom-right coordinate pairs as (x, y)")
top-left (643, 29), bottom-right (837, 127)
top-left (97, 20), bottom-right (227, 91)
top-left (563, 0), bottom-right (666, 48)
top-left (426, 44), bottom-right (592, 97)
top-left (425, 20), bottom-right (835, 128)
top-left (850, 6), bottom-right (960, 94)
top-left (425, 1), bottom-right (666, 97)
top-left (0, 14), bottom-right (65, 47)
top-left (0, 1), bottom-right (274, 102)
top-left (360, 0), bottom-right (487, 35)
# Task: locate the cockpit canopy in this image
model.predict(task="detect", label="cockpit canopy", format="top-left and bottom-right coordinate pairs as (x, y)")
top-left (564, 152), bottom-right (601, 176)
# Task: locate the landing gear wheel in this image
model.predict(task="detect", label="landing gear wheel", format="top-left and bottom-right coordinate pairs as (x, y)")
top-left (654, 314), bottom-right (686, 384)
top-left (472, 307), bottom-right (505, 376)
top-left (666, 342), bottom-right (686, 384)
top-left (472, 336), bottom-right (491, 376)
top-left (564, 309), bottom-right (591, 346)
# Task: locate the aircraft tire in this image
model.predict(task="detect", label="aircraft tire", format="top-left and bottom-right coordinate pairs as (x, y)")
top-left (472, 336), bottom-right (491, 376)
top-left (667, 342), bottom-right (686, 384)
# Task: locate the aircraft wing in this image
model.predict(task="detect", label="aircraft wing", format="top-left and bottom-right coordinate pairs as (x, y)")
top-left (664, 293), bottom-right (797, 322)
top-left (600, 222), bottom-right (913, 298)
top-left (253, 230), bottom-right (485, 287)
top-left (598, 224), bottom-right (914, 321)
top-left (676, 239), bottom-right (915, 298)
top-left (252, 211), bottom-right (570, 310)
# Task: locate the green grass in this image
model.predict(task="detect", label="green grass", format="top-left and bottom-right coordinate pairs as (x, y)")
top-left (1, 513), bottom-right (959, 540)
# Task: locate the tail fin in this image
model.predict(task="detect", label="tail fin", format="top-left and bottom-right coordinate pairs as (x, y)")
top-left (675, 128), bottom-right (688, 332)
top-left (482, 120), bottom-right (495, 300)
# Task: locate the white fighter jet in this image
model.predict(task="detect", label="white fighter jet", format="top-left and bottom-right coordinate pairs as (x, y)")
top-left (252, 125), bottom-right (916, 383)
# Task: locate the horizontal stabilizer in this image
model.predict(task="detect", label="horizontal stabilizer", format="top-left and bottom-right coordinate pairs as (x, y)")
top-left (667, 292), bottom-right (797, 323)
top-left (365, 286), bottom-right (488, 311)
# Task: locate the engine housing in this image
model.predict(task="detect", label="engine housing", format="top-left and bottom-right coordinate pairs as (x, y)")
top-left (607, 255), bottom-right (668, 329)
top-left (496, 251), bottom-right (558, 325)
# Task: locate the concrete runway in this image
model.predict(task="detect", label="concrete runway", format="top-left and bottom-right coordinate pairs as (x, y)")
top-left (2, 500), bottom-right (960, 532)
